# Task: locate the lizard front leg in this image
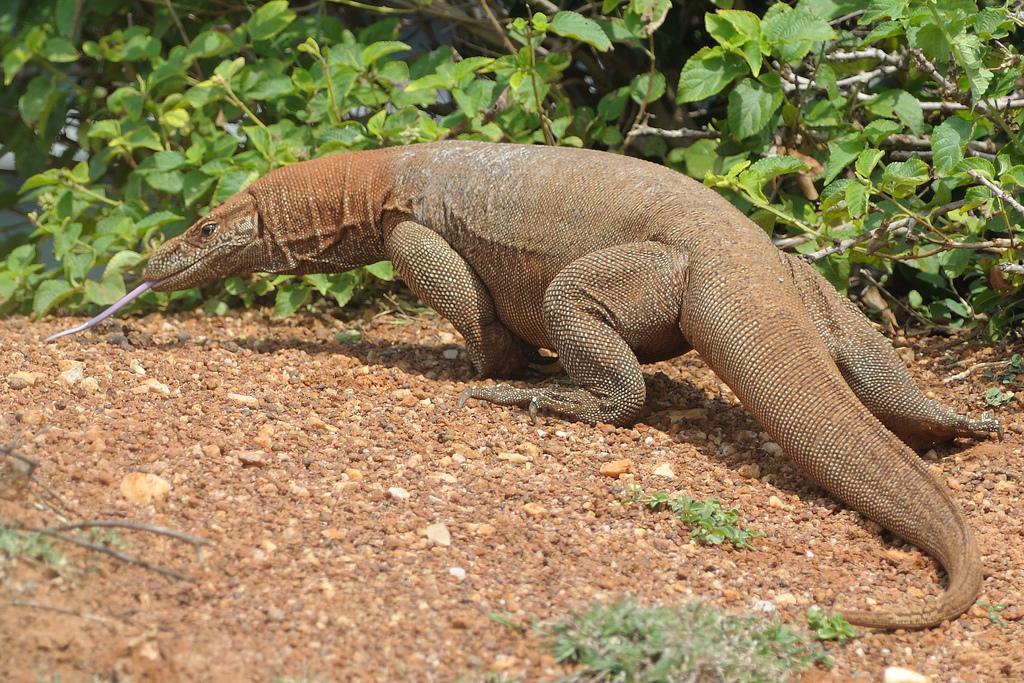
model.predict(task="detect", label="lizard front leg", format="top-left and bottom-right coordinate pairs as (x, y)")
top-left (384, 220), bottom-right (537, 378)
top-left (782, 253), bottom-right (1000, 448)
top-left (460, 242), bottom-right (689, 425)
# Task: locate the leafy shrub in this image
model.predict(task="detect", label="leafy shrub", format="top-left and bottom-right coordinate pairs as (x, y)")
top-left (548, 598), bottom-right (831, 682)
top-left (0, 0), bottom-right (1021, 334)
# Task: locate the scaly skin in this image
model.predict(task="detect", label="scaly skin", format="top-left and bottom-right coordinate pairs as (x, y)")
top-left (142, 142), bottom-right (1000, 629)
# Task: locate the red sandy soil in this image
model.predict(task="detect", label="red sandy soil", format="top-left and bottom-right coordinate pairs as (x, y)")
top-left (1, 307), bottom-right (1021, 682)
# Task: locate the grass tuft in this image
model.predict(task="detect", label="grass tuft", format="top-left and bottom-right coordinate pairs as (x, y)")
top-left (627, 485), bottom-right (762, 549)
top-left (548, 598), bottom-right (830, 682)
top-left (0, 524), bottom-right (63, 565)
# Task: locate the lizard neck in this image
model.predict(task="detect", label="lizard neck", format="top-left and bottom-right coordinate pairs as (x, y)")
top-left (241, 149), bottom-right (397, 275)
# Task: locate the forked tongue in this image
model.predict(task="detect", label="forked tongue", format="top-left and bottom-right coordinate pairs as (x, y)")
top-left (44, 280), bottom-right (159, 342)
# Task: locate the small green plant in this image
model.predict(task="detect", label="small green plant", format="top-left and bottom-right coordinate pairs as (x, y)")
top-left (84, 528), bottom-right (127, 550)
top-left (488, 610), bottom-right (527, 635)
top-left (549, 598), bottom-right (831, 682)
top-left (978, 600), bottom-right (1008, 627)
top-left (627, 484), bottom-right (762, 549)
top-left (984, 354), bottom-right (1023, 385)
top-left (805, 607), bottom-right (857, 643)
top-left (984, 386), bottom-right (1015, 407)
top-left (0, 525), bottom-right (63, 565)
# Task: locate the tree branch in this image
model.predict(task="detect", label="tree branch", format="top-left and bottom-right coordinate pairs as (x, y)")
top-left (967, 169), bottom-right (1024, 216)
top-left (628, 122), bottom-right (721, 140)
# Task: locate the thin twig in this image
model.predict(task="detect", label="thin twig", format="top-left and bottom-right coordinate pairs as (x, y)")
top-left (621, 34), bottom-right (659, 153)
top-left (883, 134), bottom-right (1000, 154)
top-left (478, 0), bottom-right (516, 55)
top-left (942, 360), bottom-right (1013, 384)
top-left (38, 520), bottom-right (214, 547)
top-left (34, 530), bottom-right (194, 582)
top-left (828, 48), bottom-right (900, 63)
top-left (967, 169), bottom-right (1024, 216)
top-left (526, 0), bottom-right (559, 12)
top-left (773, 234), bottom-right (815, 249)
top-left (4, 601), bottom-right (114, 625)
top-left (835, 64), bottom-right (901, 88)
top-left (628, 122), bottom-right (721, 140)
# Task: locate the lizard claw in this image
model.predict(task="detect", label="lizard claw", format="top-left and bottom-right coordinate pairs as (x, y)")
top-left (528, 396), bottom-right (542, 424)
top-left (971, 416), bottom-right (1003, 441)
top-left (456, 389), bottom-right (474, 410)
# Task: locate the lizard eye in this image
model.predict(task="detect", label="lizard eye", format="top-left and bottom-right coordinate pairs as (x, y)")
top-left (199, 222), bottom-right (217, 238)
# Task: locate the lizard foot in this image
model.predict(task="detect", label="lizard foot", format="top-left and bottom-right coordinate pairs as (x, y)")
top-left (895, 413), bottom-right (1004, 451)
top-left (457, 385), bottom-right (560, 417)
top-left (457, 384), bottom-right (635, 425)
top-left (966, 416), bottom-right (1003, 441)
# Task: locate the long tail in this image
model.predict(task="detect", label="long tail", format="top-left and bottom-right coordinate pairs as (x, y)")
top-left (679, 236), bottom-right (982, 629)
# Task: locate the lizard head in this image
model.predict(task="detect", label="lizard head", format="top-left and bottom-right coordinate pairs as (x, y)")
top-left (142, 191), bottom-right (262, 291)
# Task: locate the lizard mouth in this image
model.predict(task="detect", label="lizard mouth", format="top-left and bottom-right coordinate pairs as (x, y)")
top-left (146, 244), bottom-right (234, 291)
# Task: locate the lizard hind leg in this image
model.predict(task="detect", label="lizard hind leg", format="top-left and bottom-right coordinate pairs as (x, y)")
top-left (782, 253), bottom-right (1000, 449)
top-left (459, 242), bottom-right (690, 426)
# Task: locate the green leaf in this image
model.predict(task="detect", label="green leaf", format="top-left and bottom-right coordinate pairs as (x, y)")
top-left (85, 273), bottom-right (126, 306)
top-left (549, 11), bottom-right (612, 52)
top-left (55, 0), bottom-right (78, 37)
top-left (144, 171), bottom-right (184, 194)
top-left (727, 78), bottom-right (782, 139)
top-left (160, 109), bottom-right (190, 129)
top-left (762, 5), bottom-right (835, 63)
top-left (2, 46), bottom-right (29, 86)
top-left (931, 119), bottom-right (969, 174)
top-left (855, 149), bottom-right (885, 178)
top-left (865, 90), bottom-right (923, 135)
top-left (677, 47), bottom-right (748, 103)
top-left (108, 87), bottom-right (144, 120)
top-left (247, 0), bottom-right (296, 42)
top-left (365, 261), bottom-right (395, 281)
top-left (705, 10), bottom-right (762, 75)
top-left (881, 158), bottom-right (931, 198)
top-left (18, 74), bottom-right (61, 129)
top-left (952, 33), bottom-right (993, 101)
top-left (824, 137), bottom-right (864, 184)
top-left (737, 156), bottom-right (808, 202)
top-left (860, 0), bottom-right (907, 23)
top-left (273, 283), bottom-right (310, 317)
top-left (40, 37), bottom-right (78, 62)
top-left (361, 41), bottom-right (410, 66)
top-left (182, 171), bottom-right (215, 206)
top-left (845, 182), bottom-right (870, 218)
top-left (628, 71), bottom-right (665, 104)
top-left (33, 279), bottom-right (74, 318)
top-left (104, 250), bottom-right (143, 277)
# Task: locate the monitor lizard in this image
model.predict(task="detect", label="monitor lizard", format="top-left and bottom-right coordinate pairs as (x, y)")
top-left (49, 141), bottom-right (1001, 629)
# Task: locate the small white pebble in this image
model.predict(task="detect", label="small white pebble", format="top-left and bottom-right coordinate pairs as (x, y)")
top-left (652, 463), bottom-right (675, 479)
top-left (884, 666), bottom-right (929, 683)
top-left (442, 349), bottom-right (459, 360)
top-left (448, 566), bottom-right (466, 580)
top-left (643, 436), bottom-right (654, 446)
top-left (751, 600), bottom-right (776, 613)
top-left (388, 486), bottom-right (410, 501)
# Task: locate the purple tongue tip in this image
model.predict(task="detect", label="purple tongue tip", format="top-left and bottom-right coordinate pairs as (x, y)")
top-left (44, 280), bottom-right (159, 343)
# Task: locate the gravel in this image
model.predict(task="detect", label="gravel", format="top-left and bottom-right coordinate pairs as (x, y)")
top-left (1, 309), bottom-right (1021, 681)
